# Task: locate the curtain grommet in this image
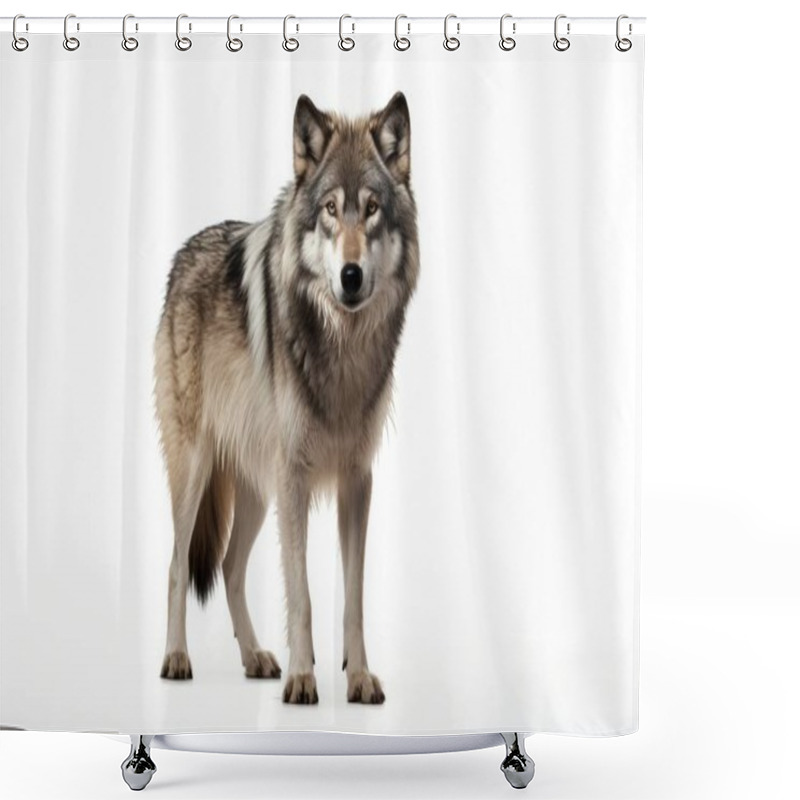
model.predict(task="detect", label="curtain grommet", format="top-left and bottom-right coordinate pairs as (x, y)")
top-left (226, 15), bottom-right (243, 52)
top-left (175, 14), bottom-right (192, 51)
top-left (63, 13), bottom-right (80, 51)
top-left (443, 14), bottom-right (460, 51)
top-left (121, 14), bottom-right (139, 51)
top-left (282, 15), bottom-right (299, 52)
top-left (12, 14), bottom-right (29, 51)
top-left (338, 14), bottom-right (355, 51)
top-left (499, 14), bottom-right (516, 51)
top-left (394, 14), bottom-right (411, 51)
top-left (553, 14), bottom-right (570, 52)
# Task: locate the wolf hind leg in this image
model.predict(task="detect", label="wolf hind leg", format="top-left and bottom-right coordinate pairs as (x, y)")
top-left (161, 442), bottom-right (213, 680)
top-left (222, 477), bottom-right (281, 679)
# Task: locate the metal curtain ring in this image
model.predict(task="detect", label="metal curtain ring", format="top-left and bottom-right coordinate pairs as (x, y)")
top-left (443, 14), bottom-right (460, 51)
top-left (282, 15), bottom-right (299, 51)
top-left (394, 14), bottom-right (410, 51)
top-left (122, 14), bottom-right (139, 51)
top-left (553, 14), bottom-right (570, 51)
top-left (226, 15), bottom-right (243, 52)
top-left (339, 14), bottom-right (355, 51)
top-left (615, 14), bottom-right (632, 51)
top-left (12, 14), bottom-right (29, 51)
top-left (499, 13), bottom-right (516, 51)
top-left (63, 13), bottom-right (80, 51)
top-left (175, 14), bottom-right (192, 51)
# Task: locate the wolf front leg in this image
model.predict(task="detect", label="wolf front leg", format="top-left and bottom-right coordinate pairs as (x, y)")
top-left (277, 466), bottom-right (318, 703)
top-left (338, 467), bottom-right (385, 704)
top-left (500, 733), bottom-right (535, 789)
top-left (121, 735), bottom-right (156, 791)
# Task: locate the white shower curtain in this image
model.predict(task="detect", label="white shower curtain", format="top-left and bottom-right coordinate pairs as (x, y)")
top-left (0, 26), bottom-right (643, 736)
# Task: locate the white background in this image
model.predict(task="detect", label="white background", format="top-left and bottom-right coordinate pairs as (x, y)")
top-left (1, 0), bottom-right (798, 798)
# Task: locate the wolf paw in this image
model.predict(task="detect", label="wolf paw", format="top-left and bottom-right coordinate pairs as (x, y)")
top-left (347, 670), bottom-right (385, 704)
top-left (161, 651), bottom-right (193, 680)
top-left (244, 649), bottom-right (282, 679)
top-left (282, 672), bottom-right (318, 704)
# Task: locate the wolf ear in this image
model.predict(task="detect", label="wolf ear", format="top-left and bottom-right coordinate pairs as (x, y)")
top-left (371, 92), bottom-right (411, 184)
top-left (293, 95), bottom-right (334, 181)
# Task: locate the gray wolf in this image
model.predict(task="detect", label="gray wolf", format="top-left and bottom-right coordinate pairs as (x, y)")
top-left (154, 92), bottom-right (418, 704)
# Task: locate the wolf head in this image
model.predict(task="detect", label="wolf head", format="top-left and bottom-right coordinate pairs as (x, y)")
top-left (292, 92), bottom-right (418, 314)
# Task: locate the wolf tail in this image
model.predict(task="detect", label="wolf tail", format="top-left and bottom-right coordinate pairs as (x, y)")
top-left (188, 463), bottom-right (234, 606)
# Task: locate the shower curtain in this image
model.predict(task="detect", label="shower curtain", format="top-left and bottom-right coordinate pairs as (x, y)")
top-left (0, 19), bottom-right (644, 737)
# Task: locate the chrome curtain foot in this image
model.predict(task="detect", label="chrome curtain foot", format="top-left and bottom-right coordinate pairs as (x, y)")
top-left (121, 735), bottom-right (157, 791)
top-left (500, 732), bottom-right (535, 789)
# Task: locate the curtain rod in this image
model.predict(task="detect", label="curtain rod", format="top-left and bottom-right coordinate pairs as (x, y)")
top-left (1, 16), bottom-right (646, 37)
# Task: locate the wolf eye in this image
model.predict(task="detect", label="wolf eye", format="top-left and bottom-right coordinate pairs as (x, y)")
top-left (366, 200), bottom-right (379, 217)
top-left (326, 200), bottom-right (337, 216)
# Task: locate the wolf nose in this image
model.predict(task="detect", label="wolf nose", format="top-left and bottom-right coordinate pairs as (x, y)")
top-left (341, 264), bottom-right (363, 296)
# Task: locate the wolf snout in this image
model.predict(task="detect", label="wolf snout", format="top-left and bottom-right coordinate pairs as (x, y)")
top-left (340, 263), bottom-right (363, 297)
